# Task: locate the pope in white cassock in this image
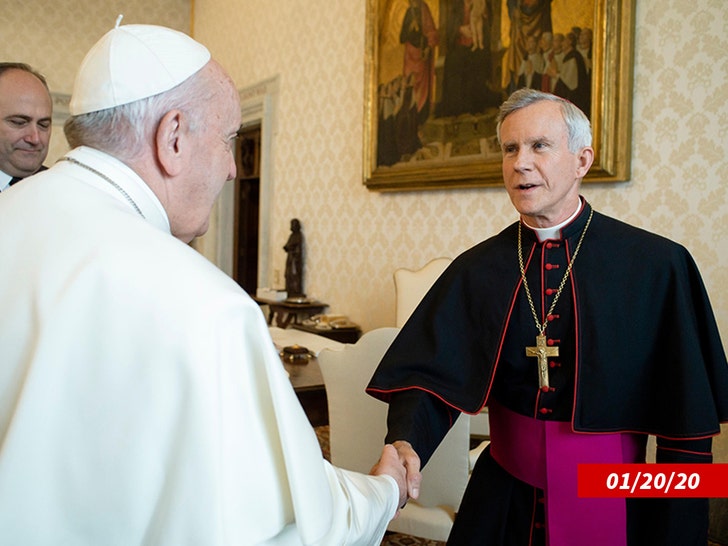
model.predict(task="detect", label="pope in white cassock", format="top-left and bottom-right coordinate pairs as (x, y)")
top-left (0, 22), bottom-right (406, 545)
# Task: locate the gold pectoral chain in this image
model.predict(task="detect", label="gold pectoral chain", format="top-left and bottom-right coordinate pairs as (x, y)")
top-left (518, 209), bottom-right (593, 388)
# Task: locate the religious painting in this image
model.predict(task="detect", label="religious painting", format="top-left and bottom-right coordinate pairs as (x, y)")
top-left (363, 0), bottom-right (636, 191)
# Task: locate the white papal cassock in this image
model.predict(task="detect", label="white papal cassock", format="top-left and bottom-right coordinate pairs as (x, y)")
top-left (0, 146), bottom-right (398, 545)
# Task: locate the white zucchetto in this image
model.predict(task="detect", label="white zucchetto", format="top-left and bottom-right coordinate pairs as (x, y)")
top-left (69, 22), bottom-right (211, 116)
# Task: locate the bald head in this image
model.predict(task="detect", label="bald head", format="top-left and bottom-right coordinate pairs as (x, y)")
top-left (0, 65), bottom-right (52, 178)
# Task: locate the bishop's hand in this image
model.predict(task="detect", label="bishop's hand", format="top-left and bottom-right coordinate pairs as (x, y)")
top-left (390, 440), bottom-right (422, 506)
top-left (370, 444), bottom-right (409, 511)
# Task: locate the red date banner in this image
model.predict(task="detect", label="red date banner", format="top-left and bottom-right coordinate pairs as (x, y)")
top-left (578, 464), bottom-right (728, 498)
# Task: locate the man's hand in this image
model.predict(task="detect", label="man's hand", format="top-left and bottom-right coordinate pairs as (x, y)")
top-left (391, 440), bottom-right (422, 503)
top-left (370, 444), bottom-right (408, 509)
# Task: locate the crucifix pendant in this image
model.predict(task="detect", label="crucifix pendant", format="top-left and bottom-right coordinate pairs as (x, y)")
top-left (525, 334), bottom-right (559, 389)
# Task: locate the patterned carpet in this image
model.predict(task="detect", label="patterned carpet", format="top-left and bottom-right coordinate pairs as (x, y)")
top-left (381, 532), bottom-right (444, 546)
top-left (313, 425), bottom-right (330, 461)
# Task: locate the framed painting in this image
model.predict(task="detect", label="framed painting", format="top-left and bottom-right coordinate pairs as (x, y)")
top-left (363, 0), bottom-right (636, 191)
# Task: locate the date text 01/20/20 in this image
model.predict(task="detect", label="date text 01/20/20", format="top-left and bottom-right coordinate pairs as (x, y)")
top-left (578, 464), bottom-right (728, 498)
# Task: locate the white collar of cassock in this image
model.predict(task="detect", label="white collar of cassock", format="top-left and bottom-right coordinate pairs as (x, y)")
top-left (64, 146), bottom-right (171, 233)
top-left (524, 199), bottom-right (583, 242)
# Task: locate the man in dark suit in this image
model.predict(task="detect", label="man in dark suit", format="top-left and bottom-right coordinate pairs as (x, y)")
top-left (0, 63), bottom-right (52, 192)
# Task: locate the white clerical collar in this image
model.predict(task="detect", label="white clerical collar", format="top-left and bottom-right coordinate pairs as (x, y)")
top-left (0, 170), bottom-right (12, 192)
top-left (63, 146), bottom-right (171, 233)
top-left (524, 199), bottom-right (583, 242)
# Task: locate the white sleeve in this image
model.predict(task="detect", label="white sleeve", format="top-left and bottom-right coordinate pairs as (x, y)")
top-left (318, 464), bottom-right (399, 545)
top-left (244, 300), bottom-right (400, 545)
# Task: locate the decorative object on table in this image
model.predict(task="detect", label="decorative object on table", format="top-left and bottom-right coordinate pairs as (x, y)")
top-left (284, 218), bottom-right (304, 298)
top-left (296, 314), bottom-right (362, 344)
top-left (280, 344), bottom-right (314, 364)
top-left (256, 287), bottom-right (287, 301)
top-left (302, 314), bottom-right (359, 331)
top-left (254, 297), bottom-right (328, 329)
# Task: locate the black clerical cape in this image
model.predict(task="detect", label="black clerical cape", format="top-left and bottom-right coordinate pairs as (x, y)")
top-left (368, 203), bottom-right (728, 438)
top-left (367, 202), bottom-right (728, 545)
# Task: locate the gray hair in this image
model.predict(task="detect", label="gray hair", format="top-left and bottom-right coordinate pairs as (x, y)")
top-left (496, 88), bottom-right (592, 153)
top-left (64, 67), bottom-right (213, 162)
top-left (0, 62), bottom-right (50, 92)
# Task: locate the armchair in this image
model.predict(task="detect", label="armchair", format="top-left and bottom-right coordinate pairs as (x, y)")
top-left (318, 328), bottom-right (470, 541)
top-left (394, 258), bottom-right (490, 445)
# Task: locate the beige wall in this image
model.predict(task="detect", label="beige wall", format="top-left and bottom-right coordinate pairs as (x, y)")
top-left (0, 0), bottom-right (191, 162)
top-left (192, 0), bottom-right (728, 343)
top-left (0, 0), bottom-right (189, 91)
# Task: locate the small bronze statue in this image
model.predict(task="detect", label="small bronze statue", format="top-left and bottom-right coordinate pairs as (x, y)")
top-left (284, 218), bottom-right (304, 297)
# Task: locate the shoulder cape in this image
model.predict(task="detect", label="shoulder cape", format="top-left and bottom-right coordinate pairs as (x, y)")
top-left (367, 203), bottom-right (728, 438)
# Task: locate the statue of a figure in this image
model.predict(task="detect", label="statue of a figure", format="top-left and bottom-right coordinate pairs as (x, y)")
top-left (284, 218), bottom-right (304, 297)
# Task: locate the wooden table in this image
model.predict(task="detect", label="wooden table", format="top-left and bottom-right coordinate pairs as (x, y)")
top-left (271, 325), bottom-right (341, 427)
top-left (291, 323), bottom-right (361, 344)
top-left (254, 297), bottom-right (328, 329)
top-left (283, 356), bottom-right (328, 427)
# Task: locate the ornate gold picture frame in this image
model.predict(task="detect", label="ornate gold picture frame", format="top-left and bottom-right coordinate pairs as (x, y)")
top-left (363, 0), bottom-right (635, 191)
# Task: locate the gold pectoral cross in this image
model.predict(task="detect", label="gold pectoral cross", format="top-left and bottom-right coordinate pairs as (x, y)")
top-left (525, 334), bottom-right (559, 389)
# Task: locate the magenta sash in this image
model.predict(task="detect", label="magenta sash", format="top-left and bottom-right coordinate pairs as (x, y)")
top-left (488, 400), bottom-right (643, 546)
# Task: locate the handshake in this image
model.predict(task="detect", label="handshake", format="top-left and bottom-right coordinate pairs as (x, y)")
top-left (370, 441), bottom-right (422, 514)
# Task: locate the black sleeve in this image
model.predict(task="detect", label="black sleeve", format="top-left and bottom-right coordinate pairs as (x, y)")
top-left (385, 389), bottom-right (461, 467)
top-left (629, 437), bottom-right (712, 545)
top-left (655, 437), bottom-right (712, 463)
